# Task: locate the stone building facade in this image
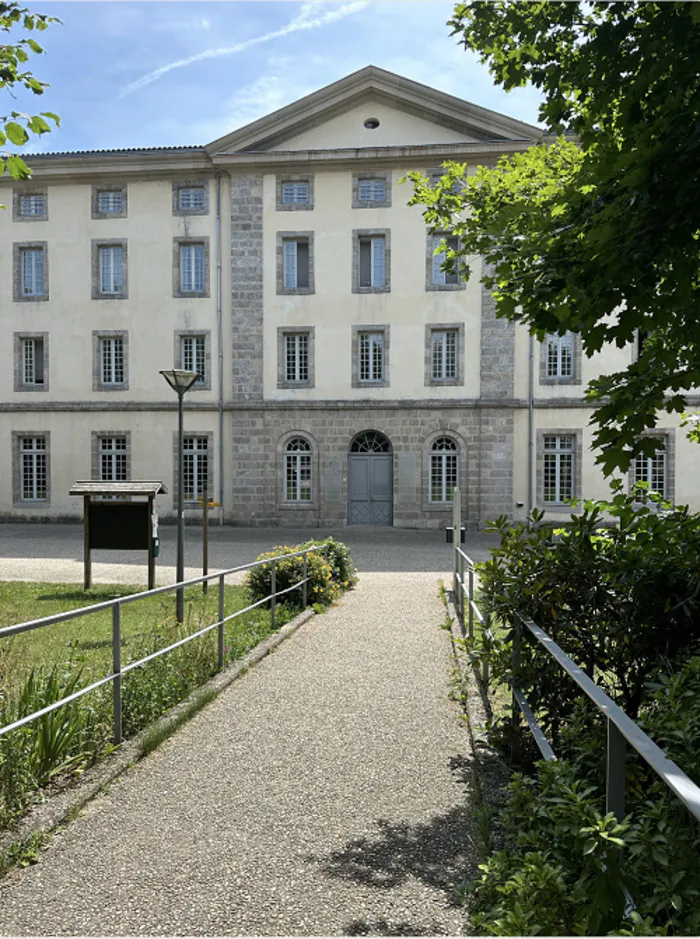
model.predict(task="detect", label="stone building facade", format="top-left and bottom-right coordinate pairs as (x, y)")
top-left (2, 67), bottom-right (698, 528)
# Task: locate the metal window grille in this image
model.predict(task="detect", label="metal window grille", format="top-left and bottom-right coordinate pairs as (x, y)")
top-left (99, 436), bottom-right (128, 482)
top-left (358, 178), bottom-right (386, 201)
top-left (22, 338), bottom-right (44, 385)
top-left (543, 434), bottom-right (574, 503)
top-left (634, 446), bottom-right (666, 501)
top-left (285, 333), bottom-right (309, 382)
top-left (181, 336), bottom-right (206, 384)
top-left (546, 333), bottom-right (574, 378)
top-left (359, 236), bottom-right (385, 288)
top-left (20, 436), bottom-right (47, 500)
top-left (432, 235), bottom-right (459, 285)
top-left (21, 247), bottom-right (45, 296)
top-left (285, 437), bottom-right (312, 502)
top-left (100, 337), bottom-right (125, 385)
top-left (19, 194), bottom-right (45, 216)
top-left (180, 243), bottom-right (205, 293)
top-left (359, 331), bottom-right (384, 382)
top-left (431, 330), bottom-right (457, 380)
top-left (97, 190), bottom-right (124, 214)
top-left (99, 245), bottom-right (124, 294)
top-left (282, 181), bottom-right (309, 204)
top-left (430, 437), bottom-right (458, 503)
top-left (183, 436), bottom-right (209, 503)
top-left (178, 187), bottom-right (205, 211)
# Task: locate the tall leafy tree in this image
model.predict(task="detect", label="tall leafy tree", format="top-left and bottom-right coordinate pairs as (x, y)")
top-left (1, 0), bottom-right (59, 183)
top-left (408, 2), bottom-right (700, 473)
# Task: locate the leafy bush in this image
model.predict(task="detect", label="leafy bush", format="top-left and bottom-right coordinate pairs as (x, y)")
top-left (468, 492), bottom-right (700, 934)
top-left (246, 537), bottom-right (357, 611)
top-left (479, 493), bottom-right (700, 747)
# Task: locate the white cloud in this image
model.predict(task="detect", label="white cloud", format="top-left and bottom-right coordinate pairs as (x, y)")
top-left (153, 17), bottom-right (212, 33)
top-left (120, 1), bottom-right (368, 98)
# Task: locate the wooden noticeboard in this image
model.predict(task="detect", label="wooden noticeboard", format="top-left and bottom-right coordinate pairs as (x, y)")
top-left (88, 502), bottom-right (150, 551)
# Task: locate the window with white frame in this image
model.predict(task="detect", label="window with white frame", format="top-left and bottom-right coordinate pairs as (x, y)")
top-left (545, 333), bottom-right (575, 379)
top-left (431, 235), bottom-right (459, 286)
top-left (430, 437), bottom-right (458, 503)
top-left (543, 434), bottom-right (574, 503)
top-left (633, 444), bottom-right (666, 502)
top-left (181, 335), bottom-right (206, 385)
top-left (99, 436), bottom-right (128, 482)
top-left (282, 181), bottom-right (310, 205)
top-left (180, 243), bottom-right (205, 293)
top-left (20, 436), bottom-right (48, 501)
top-left (19, 194), bottom-right (46, 217)
top-left (284, 437), bottom-right (312, 503)
top-left (358, 178), bottom-right (386, 202)
top-left (183, 436), bottom-right (209, 503)
top-left (431, 329), bottom-right (458, 380)
top-left (177, 186), bottom-right (205, 212)
top-left (358, 331), bottom-right (384, 382)
top-left (99, 337), bottom-right (125, 386)
top-left (283, 238), bottom-right (310, 289)
top-left (358, 235), bottom-right (386, 288)
top-left (22, 337), bottom-right (45, 386)
top-left (99, 245), bottom-right (124, 295)
top-left (285, 332), bottom-right (309, 383)
top-left (20, 246), bottom-right (45, 297)
top-left (97, 190), bottom-right (125, 214)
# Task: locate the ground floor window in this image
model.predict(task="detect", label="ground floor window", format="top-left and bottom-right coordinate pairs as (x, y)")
top-left (183, 436), bottom-right (209, 503)
top-left (429, 437), bottom-right (458, 503)
top-left (633, 444), bottom-right (666, 501)
top-left (285, 437), bottom-right (312, 502)
top-left (20, 436), bottom-right (48, 501)
top-left (543, 434), bottom-right (574, 503)
top-left (99, 436), bottom-right (128, 481)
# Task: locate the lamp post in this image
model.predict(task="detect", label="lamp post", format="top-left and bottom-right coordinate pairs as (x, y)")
top-left (160, 369), bottom-right (198, 623)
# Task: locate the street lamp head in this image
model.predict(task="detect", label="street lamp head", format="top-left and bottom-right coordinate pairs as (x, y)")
top-left (160, 369), bottom-right (198, 395)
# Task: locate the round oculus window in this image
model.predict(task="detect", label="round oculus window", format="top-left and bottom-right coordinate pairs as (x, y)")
top-left (363, 117), bottom-right (380, 129)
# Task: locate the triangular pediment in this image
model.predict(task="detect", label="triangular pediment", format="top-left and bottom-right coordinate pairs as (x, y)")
top-left (206, 65), bottom-right (543, 155)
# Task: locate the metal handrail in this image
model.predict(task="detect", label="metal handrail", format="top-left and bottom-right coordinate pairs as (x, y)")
top-left (0, 544), bottom-right (324, 745)
top-left (450, 529), bottom-right (700, 827)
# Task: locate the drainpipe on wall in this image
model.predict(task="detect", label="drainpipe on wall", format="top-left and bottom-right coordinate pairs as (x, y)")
top-left (216, 174), bottom-right (224, 526)
top-left (528, 333), bottom-right (535, 516)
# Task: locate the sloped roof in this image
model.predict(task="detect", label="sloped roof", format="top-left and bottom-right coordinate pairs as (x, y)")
top-left (206, 64), bottom-right (544, 155)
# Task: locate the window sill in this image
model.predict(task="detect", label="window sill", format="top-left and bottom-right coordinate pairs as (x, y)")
top-left (427, 377), bottom-right (462, 387)
top-left (174, 291), bottom-right (210, 299)
top-left (353, 200), bottom-right (392, 209)
top-left (425, 283), bottom-right (466, 292)
top-left (277, 287), bottom-right (315, 296)
top-left (539, 377), bottom-right (581, 386)
top-left (15, 294), bottom-right (48, 303)
top-left (352, 285), bottom-right (391, 294)
top-left (16, 384), bottom-right (47, 393)
top-left (278, 381), bottom-right (313, 390)
top-left (93, 293), bottom-right (128, 301)
top-left (277, 203), bottom-right (313, 212)
top-left (279, 502), bottom-right (316, 511)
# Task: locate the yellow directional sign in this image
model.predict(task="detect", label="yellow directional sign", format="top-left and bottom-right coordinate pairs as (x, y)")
top-left (197, 497), bottom-right (221, 507)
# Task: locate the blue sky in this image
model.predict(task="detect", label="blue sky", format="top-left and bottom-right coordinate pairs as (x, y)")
top-left (13, 1), bottom-right (544, 153)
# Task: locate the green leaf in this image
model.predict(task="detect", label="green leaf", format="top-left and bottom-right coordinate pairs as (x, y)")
top-left (4, 121), bottom-right (29, 146)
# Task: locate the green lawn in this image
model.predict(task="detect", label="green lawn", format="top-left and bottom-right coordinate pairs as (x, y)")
top-left (0, 581), bottom-right (287, 699)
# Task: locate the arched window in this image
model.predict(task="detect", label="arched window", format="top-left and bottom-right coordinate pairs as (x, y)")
top-left (350, 431), bottom-right (391, 453)
top-left (430, 437), bottom-right (458, 503)
top-left (284, 437), bottom-right (312, 502)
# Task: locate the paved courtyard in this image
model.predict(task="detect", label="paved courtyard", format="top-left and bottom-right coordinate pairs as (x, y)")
top-left (0, 522), bottom-right (499, 585)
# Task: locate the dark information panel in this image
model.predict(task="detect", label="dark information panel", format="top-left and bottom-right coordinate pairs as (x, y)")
top-left (89, 502), bottom-right (149, 550)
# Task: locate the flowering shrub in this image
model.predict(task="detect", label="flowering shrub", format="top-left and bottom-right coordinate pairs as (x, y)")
top-left (246, 537), bottom-right (357, 611)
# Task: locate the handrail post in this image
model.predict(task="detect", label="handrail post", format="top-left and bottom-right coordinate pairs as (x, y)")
top-left (452, 487), bottom-right (460, 603)
top-left (510, 616), bottom-right (521, 763)
top-left (458, 550), bottom-right (465, 632)
top-left (468, 566), bottom-right (474, 640)
top-left (607, 719), bottom-right (627, 822)
top-left (112, 603), bottom-right (122, 745)
top-left (218, 573), bottom-right (225, 670)
top-left (302, 551), bottom-right (308, 609)
top-left (270, 559), bottom-right (276, 630)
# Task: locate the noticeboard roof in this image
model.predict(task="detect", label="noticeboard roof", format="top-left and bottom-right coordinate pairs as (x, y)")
top-left (69, 480), bottom-right (168, 496)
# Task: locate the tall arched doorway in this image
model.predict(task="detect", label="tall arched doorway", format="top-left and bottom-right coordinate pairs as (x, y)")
top-left (348, 431), bottom-right (393, 525)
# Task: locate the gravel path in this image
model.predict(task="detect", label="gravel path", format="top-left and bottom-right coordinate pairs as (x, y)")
top-left (0, 572), bottom-right (474, 936)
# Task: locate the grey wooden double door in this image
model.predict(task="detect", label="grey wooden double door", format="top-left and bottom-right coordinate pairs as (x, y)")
top-left (347, 432), bottom-right (393, 525)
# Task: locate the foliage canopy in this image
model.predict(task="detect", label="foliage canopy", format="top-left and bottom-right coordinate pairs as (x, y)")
top-left (409, 2), bottom-right (700, 472)
top-left (0, 1), bottom-right (60, 182)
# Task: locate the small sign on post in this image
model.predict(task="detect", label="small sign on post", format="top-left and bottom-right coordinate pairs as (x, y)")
top-left (198, 495), bottom-right (221, 594)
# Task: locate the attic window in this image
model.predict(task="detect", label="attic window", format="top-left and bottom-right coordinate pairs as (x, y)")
top-left (364, 117), bottom-right (380, 129)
